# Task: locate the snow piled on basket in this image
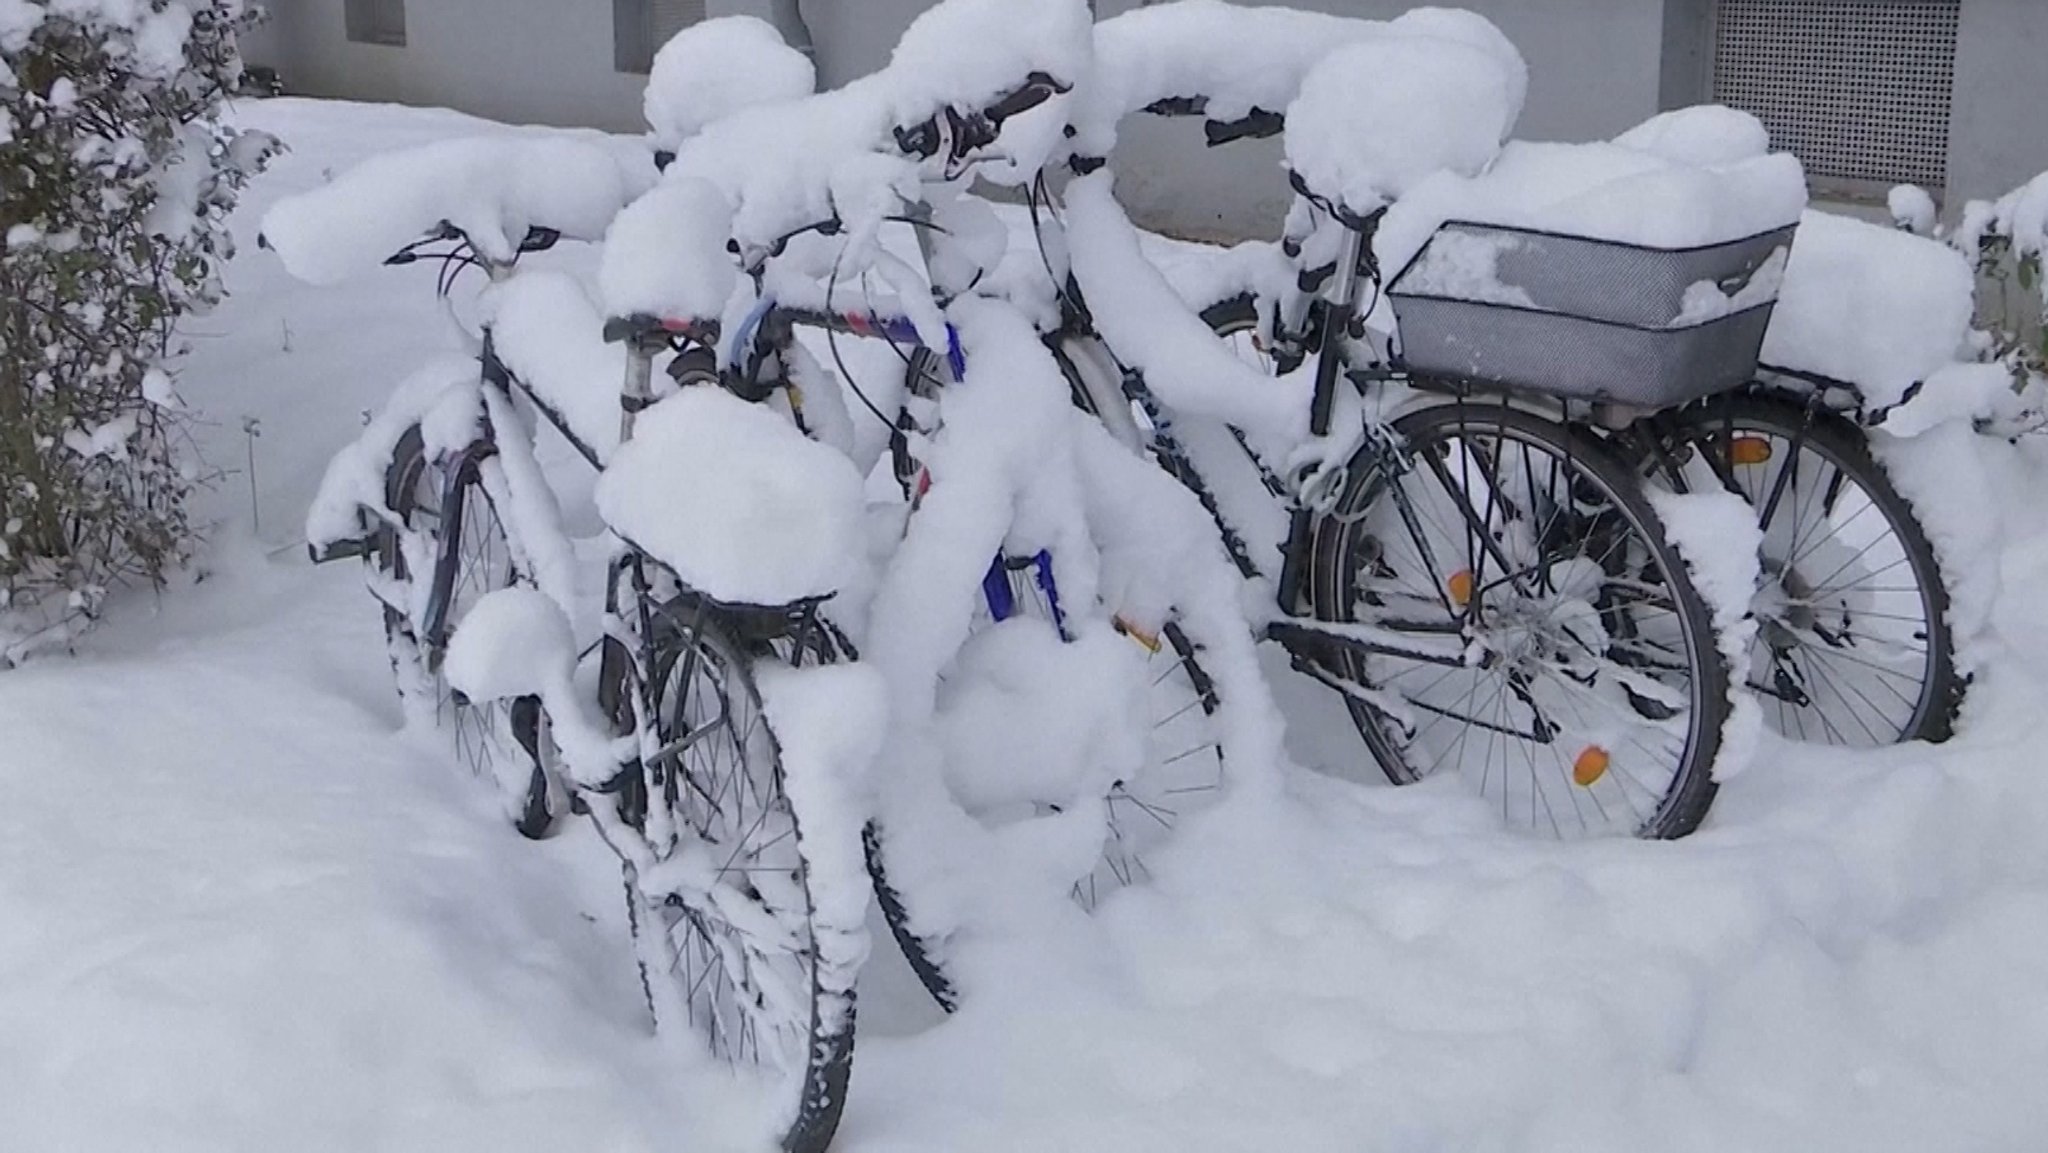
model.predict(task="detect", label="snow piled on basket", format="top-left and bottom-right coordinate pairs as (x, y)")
top-left (1762, 211), bottom-right (1977, 411)
top-left (1284, 35), bottom-right (1521, 217)
top-left (642, 15), bottom-right (815, 149)
top-left (260, 135), bottom-right (650, 284)
top-left (594, 386), bottom-right (865, 606)
top-left (1377, 107), bottom-right (1806, 272)
top-left (1073, 2), bottom-right (1524, 157)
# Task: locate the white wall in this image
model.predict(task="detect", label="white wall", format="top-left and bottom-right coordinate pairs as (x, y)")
top-left (1949, 0), bottom-right (2048, 206)
top-left (247, 0), bottom-right (647, 132)
top-left (243, 0), bottom-right (2048, 237)
top-left (1097, 0), bottom-right (1673, 239)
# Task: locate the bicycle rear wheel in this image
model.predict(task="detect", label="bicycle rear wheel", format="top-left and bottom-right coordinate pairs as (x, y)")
top-left (1654, 393), bottom-right (1959, 745)
top-left (1307, 402), bottom-right (1733, 839)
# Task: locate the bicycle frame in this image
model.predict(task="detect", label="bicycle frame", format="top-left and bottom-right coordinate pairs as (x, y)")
top-left (1043, 203), bottom-right (1479, 684)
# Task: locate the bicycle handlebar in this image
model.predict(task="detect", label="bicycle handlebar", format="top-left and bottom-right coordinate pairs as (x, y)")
top-left (893, 71), bottom-right (1070, 165)
top-left (380, 222), bottom-right (562, 267)
top-left (1142, 97), bottom-right (1286, 148)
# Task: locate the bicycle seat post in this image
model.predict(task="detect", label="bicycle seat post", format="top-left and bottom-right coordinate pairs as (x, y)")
top-left (620, 339), bottom-right (655, 447)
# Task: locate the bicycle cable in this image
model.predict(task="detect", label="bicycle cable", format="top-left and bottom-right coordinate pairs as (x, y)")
top-left (822, 245), bottom-right (911, 433)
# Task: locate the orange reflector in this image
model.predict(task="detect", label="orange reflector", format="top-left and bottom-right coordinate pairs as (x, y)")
top-left (1115, 615), bottom-right (1164, 654)
top-left (1573, 746), bottom-right (1611, 788)
top-left (1728, 436), bottom-right (1773, 466)
top-left (1447, 569), bottom-right (1475, 608)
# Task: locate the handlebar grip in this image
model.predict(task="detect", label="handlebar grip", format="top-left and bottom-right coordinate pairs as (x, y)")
top-left (986, 71), bottom-right (1066, 125)
top-left (1143, 96), bottom-right (1209, 119)
top-left (603, 315), bottom-right (657, 345)
top-left (1205, 108), bottom-right (1284, 147)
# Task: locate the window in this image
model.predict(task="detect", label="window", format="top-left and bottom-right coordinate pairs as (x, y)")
top-left (344, 0), bottom-right (407, 47)
top-left (615, 0), bottom-right (708, 73)
top-left (1711, 0), bottom-right (1960, 196)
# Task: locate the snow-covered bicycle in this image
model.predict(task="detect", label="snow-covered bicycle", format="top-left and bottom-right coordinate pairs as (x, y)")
top-left (1062, 1), bottom-right (1958, 752)
top-left (264, 134), bottom-right (872, 1153)
top-left (1004, 19), bottom-right (1752, 844)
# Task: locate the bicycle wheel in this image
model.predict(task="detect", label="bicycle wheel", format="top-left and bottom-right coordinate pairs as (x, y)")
top-left (1203, 294), bottom-right (1278, 374)
top-left (1656, 393), bottom-right (1959, 745)
top-left (977, 554), bottom-right (1224, 910)
top-left (376, 425), bottom-right (555, 838)
top-left (617, 607), bottom-right (853, 1153)
top-left (873, 553), bottom-right (1224, 1014)
top-left (1307, 402), bottom-right (1733, 840)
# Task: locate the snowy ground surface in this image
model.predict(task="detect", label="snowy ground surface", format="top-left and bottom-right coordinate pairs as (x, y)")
top-left (7, 98), bottom-right (2048, 1153)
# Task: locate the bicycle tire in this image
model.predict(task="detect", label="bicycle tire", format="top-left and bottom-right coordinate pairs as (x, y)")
top-left (869, 571), bottom-right (1224, 1013)
top-left (1654, 392), bottom-right (1960, 745)
top-left (867, 345), bottom-right (1227, 1013)
top-left (376, 425), bottom-right (556, 839)
top-left (609, 604), bottom-right (853, 1153)
top-left (1308, 402), bottom-right (1734, 840)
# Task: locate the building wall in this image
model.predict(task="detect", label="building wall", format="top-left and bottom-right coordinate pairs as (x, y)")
top-left (1949, 0), bottom-right (2048, 208)
top-left (1099, 0), bottom-right (1674, 239)
top-left (243, 0), bottom-right (648, 132)
top-left (1654, 0), bottom-right (2048, 209)
top-left (242, 0), bottom-right (2048, 238)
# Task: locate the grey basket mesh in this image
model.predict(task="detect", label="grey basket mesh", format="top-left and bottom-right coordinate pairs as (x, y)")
top-left (1388, 220), bottom-right (1798, 407)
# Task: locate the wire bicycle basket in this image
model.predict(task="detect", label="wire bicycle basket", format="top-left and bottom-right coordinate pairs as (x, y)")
top-left (1388, 219), bottom-right (1798, 409)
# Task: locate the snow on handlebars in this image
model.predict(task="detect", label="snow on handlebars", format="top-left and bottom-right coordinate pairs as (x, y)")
top-left (258, 134), bottom-right (652, 285)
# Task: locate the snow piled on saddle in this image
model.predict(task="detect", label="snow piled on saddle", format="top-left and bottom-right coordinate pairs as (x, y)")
top-left (596, 177), bottom-right (737, 325)
top-left (593, 386), bottom-right (865, 607)
top-left (1283, 34), bottom-right (1522, 217)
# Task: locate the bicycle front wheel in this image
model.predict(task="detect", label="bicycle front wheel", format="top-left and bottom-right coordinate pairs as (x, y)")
top-left (377, 425), bottom-right (555, 838)
top-left (616, 608), bottom-right (853, 1153)
top-left (1308, 402), bottom-right (1734, 839)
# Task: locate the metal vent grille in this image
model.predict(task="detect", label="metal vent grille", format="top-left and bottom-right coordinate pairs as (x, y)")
top-left (1711, 0), bottom-right (1959, 192)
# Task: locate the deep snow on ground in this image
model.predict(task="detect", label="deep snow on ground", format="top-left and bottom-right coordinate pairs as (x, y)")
top-left (5, 98), bottom-right (2048, 1153)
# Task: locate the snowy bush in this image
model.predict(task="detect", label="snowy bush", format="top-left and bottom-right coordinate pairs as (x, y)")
top-left (1949, 174), bottom-right (2048, 401)
top-left (0, 0), bottom-right (273, 659)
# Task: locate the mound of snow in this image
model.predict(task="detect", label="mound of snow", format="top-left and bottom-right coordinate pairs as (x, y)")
top-left (594, 387), bottom-right (865, 606)
top-left (643, 15), bottom-right (815, 148)
top-left (1762, 210), bottom-right (1977, 409)
top-left (597, 177), bottom-right (737, 323)
top-left (1074, 2), bottom-right (1524, 158)
top-left (481, 271), bottom-right (627, 460)
top-left (1611, 105), bottom-right (1772, 166)
top-left (260, 135), bottom-right (649, 284)
top-left (1284, 35), bottom-right (1521, 216)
